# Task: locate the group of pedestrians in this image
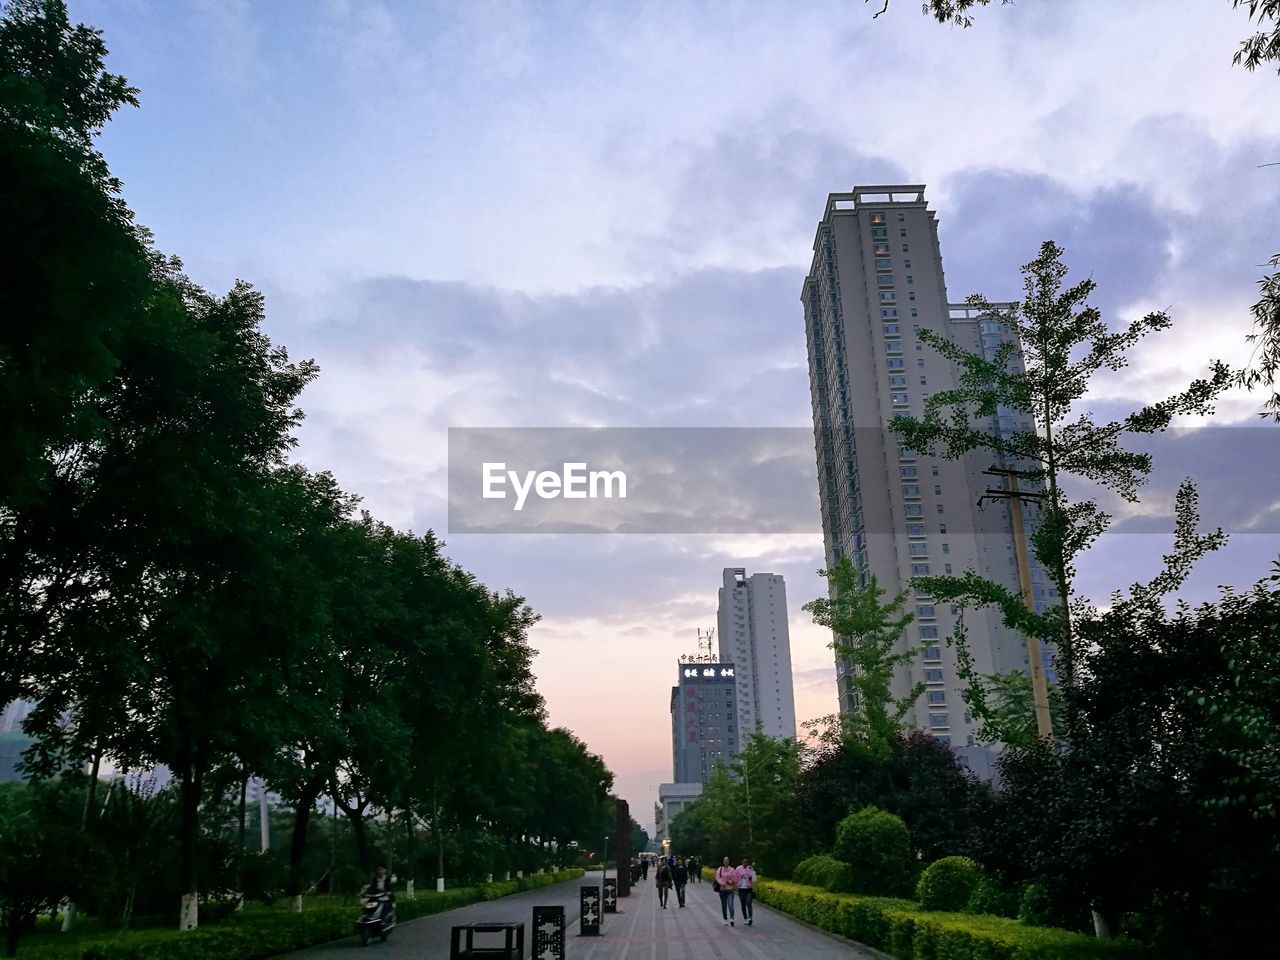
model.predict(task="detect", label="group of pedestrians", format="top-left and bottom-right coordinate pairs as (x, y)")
top-left (651, 853), bottom-right (756, 927)
top-left (713, 856), bottom-right (756, 926)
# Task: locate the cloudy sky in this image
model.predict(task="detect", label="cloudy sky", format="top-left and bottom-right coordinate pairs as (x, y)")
top-left (78, 0), bottom-right (1280, 830)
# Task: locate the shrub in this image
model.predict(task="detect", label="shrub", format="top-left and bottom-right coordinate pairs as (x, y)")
top-left (966, 875), bottom-right (1020, 919)
top-left (791, 855), bottom-right (856, 893)
top-left (833, 806), bottom-right (912, 896)
top-left (754, 879), bottom-right (1151, 960)
top-left (915, 856), bottom-right (982, 912)
top-left (1019, 882), bottom-right (1054, 926)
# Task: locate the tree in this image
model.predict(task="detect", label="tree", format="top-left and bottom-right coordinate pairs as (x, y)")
top-left (0, 0), bottom-right (148, 711)
top-left (890, 242), bottom-right (1229, 739)
top-left (0, 781), bottom-right (78, 956)
top-left (975, 565), bottom-right (1280, 951)
top-left (803, 557), bottom-right (923, 755)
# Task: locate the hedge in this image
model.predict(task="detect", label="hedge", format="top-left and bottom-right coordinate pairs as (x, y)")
top-left (15, 869), bottom-right (584, 960)
top-left (753, 880), bottom-right (1150, 960)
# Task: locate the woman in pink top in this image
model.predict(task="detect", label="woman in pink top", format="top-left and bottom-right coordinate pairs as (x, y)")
top-left (714, 856), bottom-right (739, 925)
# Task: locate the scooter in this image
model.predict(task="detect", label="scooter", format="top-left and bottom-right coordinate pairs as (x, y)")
top-left (354, 892), bottom-right (396, 946)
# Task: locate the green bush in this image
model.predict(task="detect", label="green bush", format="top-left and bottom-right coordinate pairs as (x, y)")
top-left (832, 806), bottom-right (912, 896)
top-left (754, 879), bottom-right (1151, 960)
top-left (966, 875), bottom-right (1020, 919)
top-left (13, 870), bottom-right (585, 960)
top-left (792, 854), bottom-right (856, 893)
top-left (915, 856), bottom-right (982, 912)
top-left (1019, 882), bottom-right (1054, 926)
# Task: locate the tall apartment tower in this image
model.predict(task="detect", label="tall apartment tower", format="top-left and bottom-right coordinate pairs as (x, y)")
top-left (716, 568), bottom-right (797, 740)
top-left (670, 661), bottom-right (741, 783)
top-left (801, 185), bottom-right (1057, 749)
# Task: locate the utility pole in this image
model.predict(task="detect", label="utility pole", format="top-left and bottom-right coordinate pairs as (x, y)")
top-left (980, 466), bottom-right (1053, 741)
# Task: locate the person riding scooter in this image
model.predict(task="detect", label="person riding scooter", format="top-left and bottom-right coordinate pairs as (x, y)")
top-left (355, 865), bottom-right (396, 945)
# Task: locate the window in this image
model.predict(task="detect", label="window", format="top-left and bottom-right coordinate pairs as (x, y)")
top-left (938, 523), bottom-right (947, 534)
top-left (909, 542), bottom-right (928, 557)
top-left (877, 274), bottom-right (895, 287)
top-left (929, 713), bottom-right (949, 728)
top-left (870, 212), bottom-right (886, 226)
top-left (906, 275), bottom-right (914, 284)
top-left (935, 734), bottom-right (951, 745)
top-left (905, 503), bottom-right (923, 517)
top-left (892, 392), bottom-right (909, 405)
top-left (901, 484), bottom-right (921, 497)
top-left (912, 562), bottom-right (931, 576)
top-left (911, 308), bottom-right (918, 317)
top-left (900, 466), bottom-right (918, 479)
top-left (888, 358), bottom-right (905, 370)
top-left (925, 669), bottom-right (944, 683)
top-left (886, 340), bottom-right (903, 353)
top-left (880, 292), bottom-right (896, 303)
top-left (883, 321), bottom-right (899, 332)
top-left (889, 375), bottom-right (907, 387)
top-left (898, 446), bottom-right (917, 460)
top-left (902, 243), bottom-right (909, 252)
top-left (944, 563), bottom-right (953, 574)
top-left (934, 484), bottom-right (942, 495)
top-left (906, 523), bottom-right (925, 537)
top-left (927, 690), bottom-right (947, 705)
top-left (920, 626), bottom-right (939, 638)
top-left (897, 212), bottom-right (905, 221)
top-left (908, 292), bottom-right (916, 300)
top-left (900, 229), bottom-right (907, 237)
top-left (875, 258), bottom-right (892, 272)
top-left (942, 543), bottom-right (950, 554)
top-left (917, 604), bottom-right (935, 618)
top-left (931, 465), bottom-right (940, 476)
top-left (937, 504), bottom-right (945, 514)
top-left (871, 227), bottom-right (889, 240)
top-left (874, 243), bottom-right (890, 255)
top-left (882, 311), bottom-right (898, 322)
top-left (917, 358), bottom-right (926, 367)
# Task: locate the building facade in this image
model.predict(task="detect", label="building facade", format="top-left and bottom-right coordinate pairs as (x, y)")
top-left (716, 568), bottom-right (797, 740)
top-left (801, 185), bottom-right (1057, 748)
top-left (669, 662), bottom-right (740, 783)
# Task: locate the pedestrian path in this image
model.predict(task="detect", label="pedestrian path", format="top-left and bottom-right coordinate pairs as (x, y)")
top-left (286, 871), bottom-right (878, 958)
top-left (574, 875), bottom-right (877, 960)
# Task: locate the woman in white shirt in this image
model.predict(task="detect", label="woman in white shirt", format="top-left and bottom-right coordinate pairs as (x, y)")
top-left (735, 857), bottom-right (757, 926)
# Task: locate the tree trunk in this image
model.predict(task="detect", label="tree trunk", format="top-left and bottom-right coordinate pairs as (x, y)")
top-left (287, 791), bottom-right (316, 899)
top-left (343, 806), bottom-right (372, 873)
top-left (237, 774), bottom-right (248, 893)
top-left (6, 920), bottom-right (20, 958)
top-left (178, 760), bottom-right (203, 930)
top-left (403, 810), bottom-right (416, 899)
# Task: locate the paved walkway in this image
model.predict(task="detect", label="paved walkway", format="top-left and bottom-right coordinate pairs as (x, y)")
top-left (286, 870), bottom-right (879, 958)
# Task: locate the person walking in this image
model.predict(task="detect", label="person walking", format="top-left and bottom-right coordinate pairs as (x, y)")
top-left (714, 856), bottom-right (738, 926)
top-left (655, 859), bottom-right (673, 909)
top-left (736, 856), bottom-right (757, 926)
top-left (672, 857), bottom-right (689, 908)
top-left (689, 855), bottom-right (700, 881)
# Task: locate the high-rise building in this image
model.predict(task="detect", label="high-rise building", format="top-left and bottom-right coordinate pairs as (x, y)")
top-left (801, 185), bottom-right (1057, 748)
top-left (670, 661), bottom-right (740, 783)
top-left (716, 568), bottom-right (797, 740)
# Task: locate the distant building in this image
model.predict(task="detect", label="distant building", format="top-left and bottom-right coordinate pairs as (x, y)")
top-left (670, 661), bottom-right (740, 783)
top-left (716, 568), bottom-right (796, 739)
top-left (656, 782), bottom-right (703, 842)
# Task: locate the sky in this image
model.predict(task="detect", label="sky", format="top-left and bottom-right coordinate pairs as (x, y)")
top-left (74, 0), bottom-right (1280, 833)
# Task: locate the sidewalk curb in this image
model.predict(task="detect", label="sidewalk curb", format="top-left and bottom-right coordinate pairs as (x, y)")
top-left (753, 900), bottom-right (900, 960)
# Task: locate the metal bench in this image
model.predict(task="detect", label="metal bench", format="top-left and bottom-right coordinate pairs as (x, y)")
top-left (448, 921), bottom-right (525, 959)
